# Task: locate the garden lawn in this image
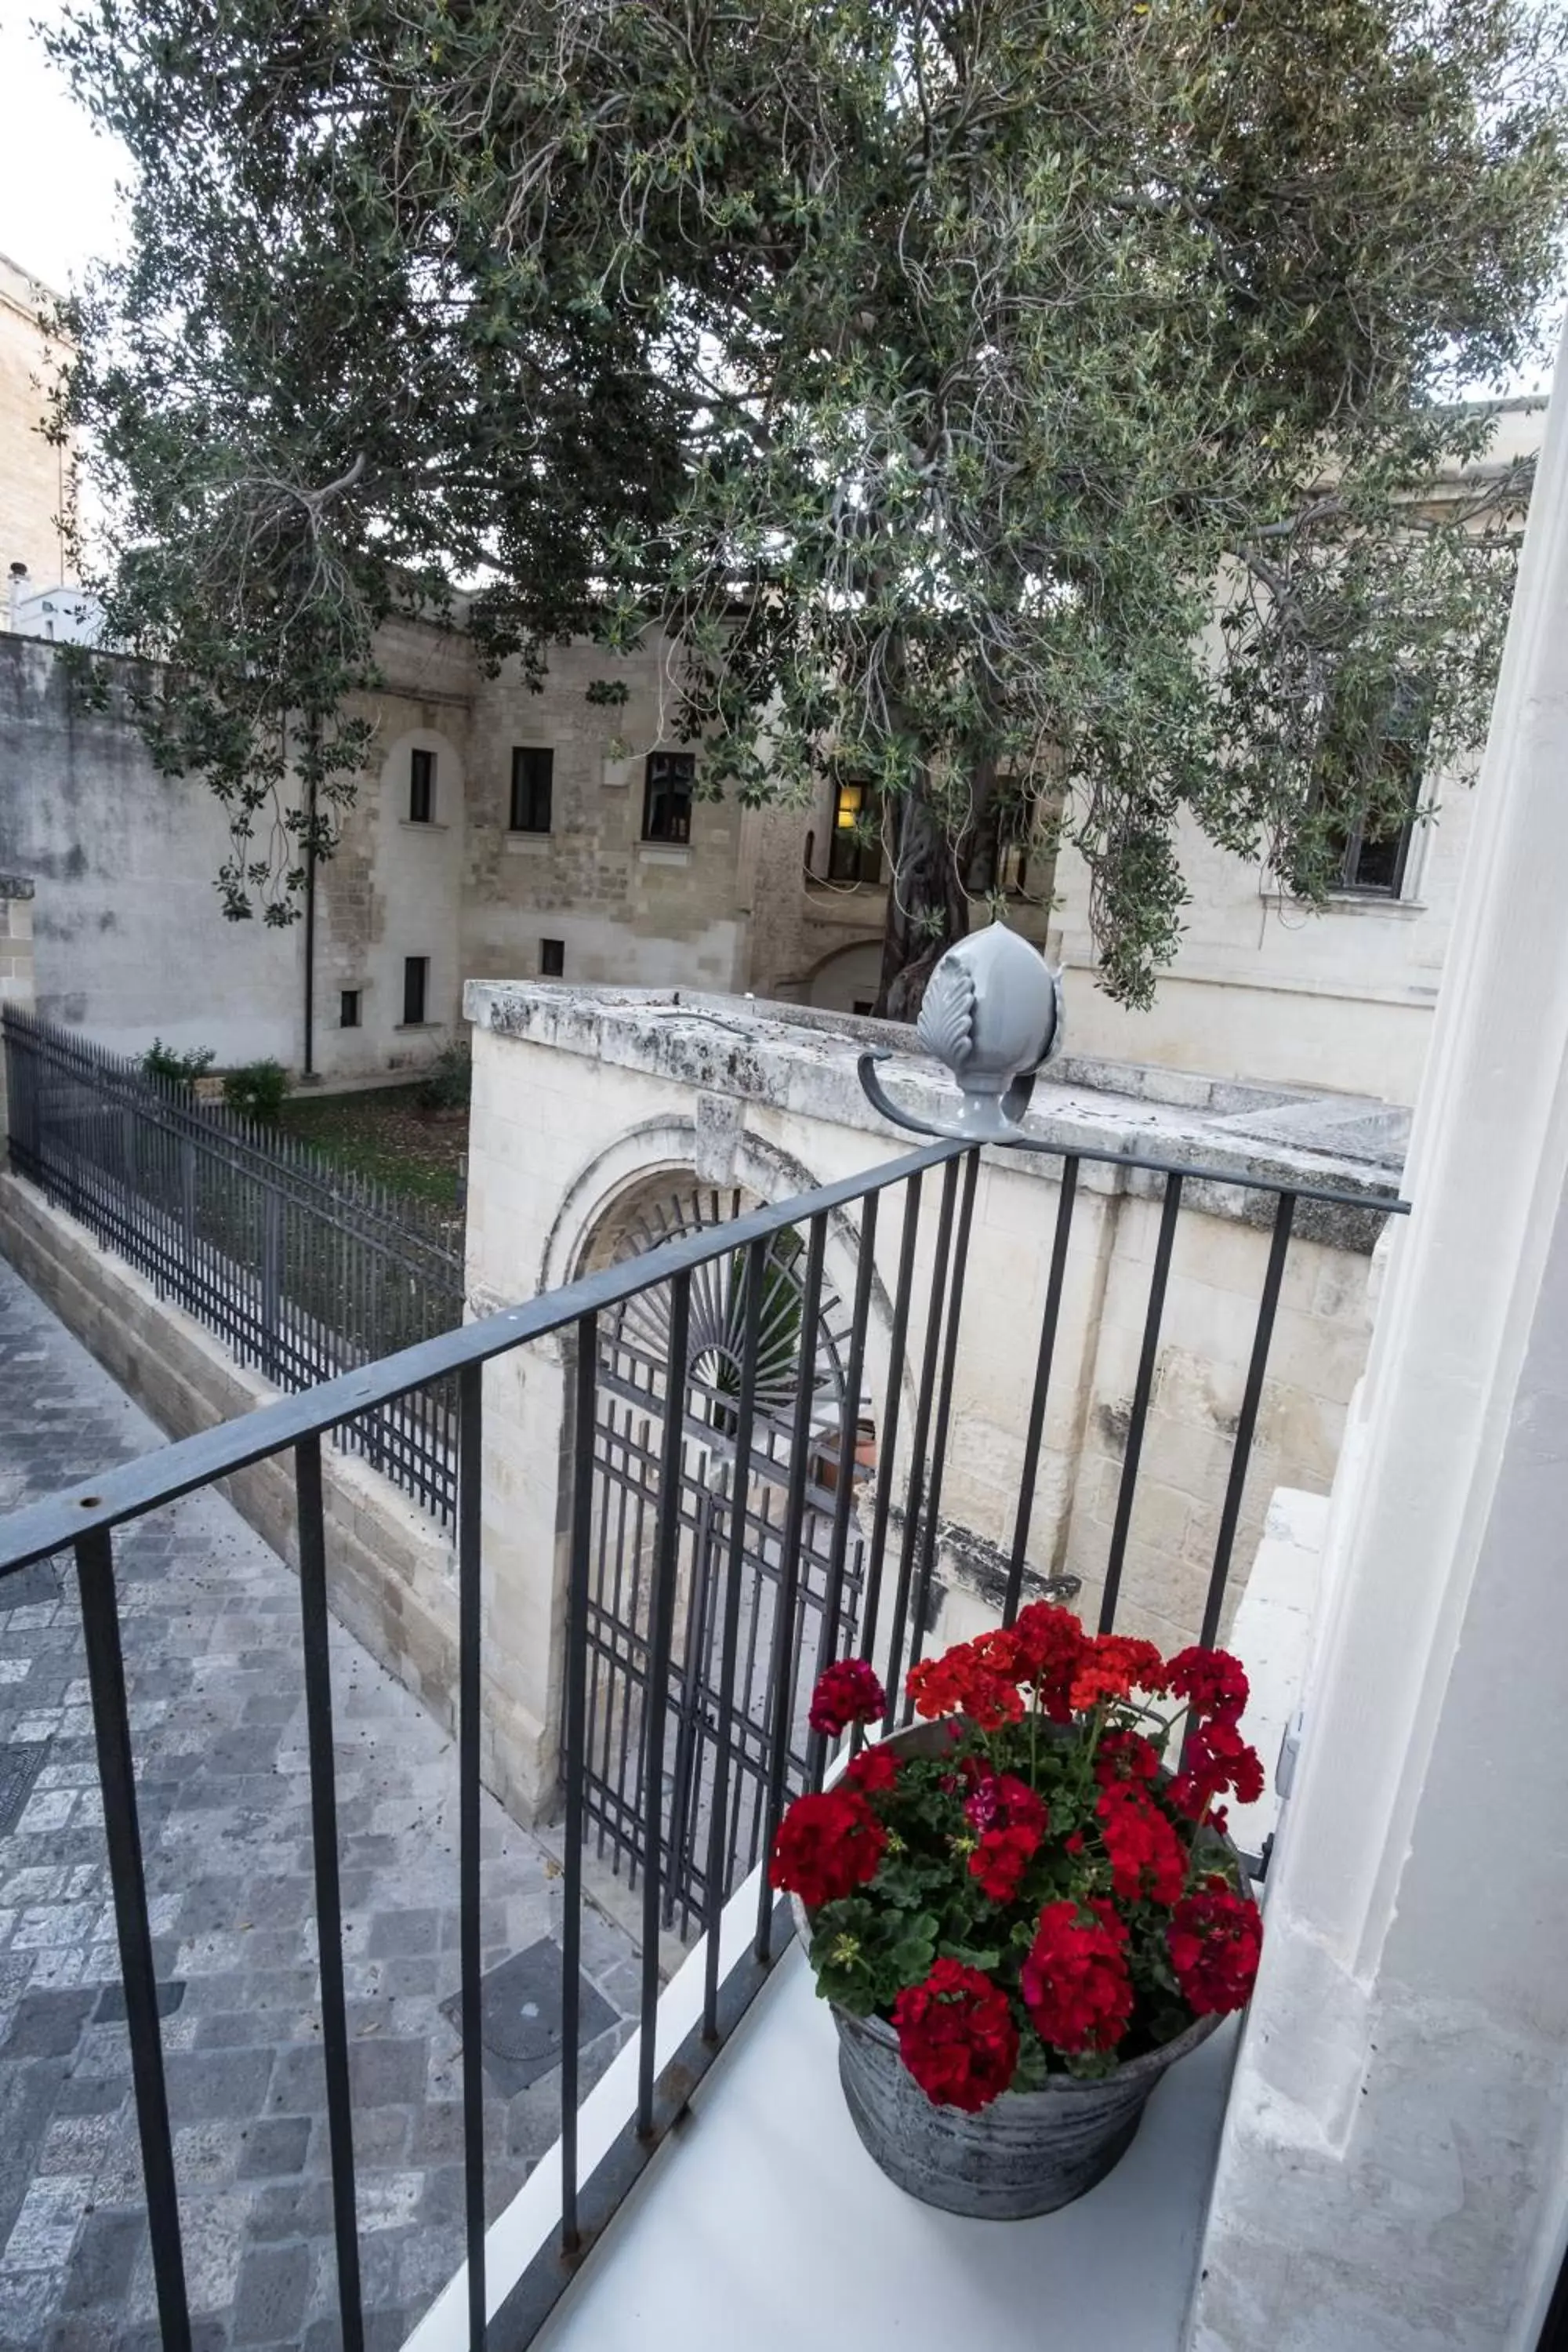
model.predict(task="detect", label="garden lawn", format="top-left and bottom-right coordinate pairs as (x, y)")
top-left (280, 1083), bottom-right (467, 1212)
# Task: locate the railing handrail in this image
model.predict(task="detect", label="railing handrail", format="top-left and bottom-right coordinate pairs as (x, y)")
top-left (0, 1122), bottom-right (1406, 1577)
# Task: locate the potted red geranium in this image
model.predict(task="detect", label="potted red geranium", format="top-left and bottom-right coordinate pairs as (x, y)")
top-left (769, 1604), bottom-right (1265, 2217)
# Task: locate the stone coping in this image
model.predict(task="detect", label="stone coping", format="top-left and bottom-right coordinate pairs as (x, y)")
top-left (464, 978), bottom-right (1407, 1233)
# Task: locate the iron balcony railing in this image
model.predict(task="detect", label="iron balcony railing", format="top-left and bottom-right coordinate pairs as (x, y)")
top-left (2, 1009), bottom-right (464, 1522)
top-left (0, 1129), bottom-right (1406, 2352)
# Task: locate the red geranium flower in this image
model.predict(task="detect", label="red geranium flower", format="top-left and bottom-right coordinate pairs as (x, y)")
top-left (1069, 1635), bottom-right (1166, 1714)
top-left (1021, 1899), bottom-right (1134, 2055)
top-left (1008, 1602), bottom-right (1088, 1720)
top-left (768, 1787), bottom-right (886, 1911)
top-left (1167, 1880), bottom-right (1263, 2016)
top-left (891, 1959), bottom-right (1019, 2112)
top-left (1095, 1781), bottom-right (1187, 1904)
top-left (844, 1744), bottom-right (899, 1795)
top-left (1164, 1646), bottom-right (1249, 1725)
top-left (906, 1641), bottom-right (1025, 1731)
top-left (808, 1658), bottom-right (887, 1739)
top-left (970, 1824), bottom-right (1043, 1904)
top-left (1167, 1719), bottom-right (1265, 1820)
top-left (1094, 1728), bottom-right (1162, 1786)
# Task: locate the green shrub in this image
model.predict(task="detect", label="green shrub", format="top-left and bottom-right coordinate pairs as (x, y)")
top-left (142, 1038), bottom-right (216, 1090)
top-left (416, 1040), bottom-right (472, 1113)
top-left (222, 1058), bottom-right (291, 1124)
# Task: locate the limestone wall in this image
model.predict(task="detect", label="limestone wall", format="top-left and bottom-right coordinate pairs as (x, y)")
top-left (460, 982), bottom-right (1399, 1798)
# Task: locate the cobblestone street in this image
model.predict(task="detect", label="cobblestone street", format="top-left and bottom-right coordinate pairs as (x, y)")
top-left (0, 1260), bottom-right (639, 2351)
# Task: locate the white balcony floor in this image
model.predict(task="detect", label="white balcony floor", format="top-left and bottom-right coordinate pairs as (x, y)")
top-left (535, 1941), bottom-right (1238, 2352)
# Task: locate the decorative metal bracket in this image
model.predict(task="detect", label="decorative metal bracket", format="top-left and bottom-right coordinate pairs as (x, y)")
top-left (858, 924), bottom-right (1065, 1144)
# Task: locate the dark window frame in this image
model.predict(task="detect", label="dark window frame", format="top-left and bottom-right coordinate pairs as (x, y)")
top-left (339, 989), bottom-right (361, 1030)
top-left (965, 785), bottom-right (1036, 898)
top-left (408, 747), bottom-right (436, 825)
top-left (1315, 675), bottom-right (1432, 902)
top-left (402, 956), bottom-right (429, 1026)
top-left (510, 746), bottom-right (554, 835)
top-left (641, 751), bottom-right (695, 844)
top-left (540, 938), bottom-right (565, 978)
top-left (826, 779), bottom-right (884, 884)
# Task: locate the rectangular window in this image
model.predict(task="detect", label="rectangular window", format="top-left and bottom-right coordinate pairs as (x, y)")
top-left (339, 989), bottom-right (361, 1029)
top-left (826, 779), bottom-right (883, 884)
top-left (540, 938), bottom-right (565, 977)
top-left (965, 785), bottom-right (1035, 898)
top-left (1313, 674), bottom-right (1431, 899)
top-left (642, 751), bottom-right (695, 843)
top-left (510, 746), bottom-right (554, 834)
top-left (408, 747), bottom-right (436, 824)
top-left (402, 956), bottom-right (429, 1025)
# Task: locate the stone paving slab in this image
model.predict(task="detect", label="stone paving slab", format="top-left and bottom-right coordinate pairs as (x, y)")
top-left (0, 1261), bottom-right (639, 2350)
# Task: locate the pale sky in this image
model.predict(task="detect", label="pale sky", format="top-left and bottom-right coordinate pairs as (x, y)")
top-left (0, 2), bottom-right (129, 295)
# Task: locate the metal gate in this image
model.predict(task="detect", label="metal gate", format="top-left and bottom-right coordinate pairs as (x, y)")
top-left (579, 1188), bottom-right (866, 1936)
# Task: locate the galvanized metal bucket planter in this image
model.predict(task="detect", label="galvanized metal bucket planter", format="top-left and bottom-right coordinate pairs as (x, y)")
top-left (793, 1716), bottom-right (1232, 2220)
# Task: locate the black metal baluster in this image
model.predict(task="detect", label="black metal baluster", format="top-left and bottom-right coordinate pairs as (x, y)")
top-left (457, 1363), bottom-right (487, 2349)
top-left (1199, 1192), bottom-right (1297, 1650)
top-left (884, 1156), bottom-right (960, 1727)
top-left (755, 1215), bottom-right (827, 1962)
top-left (74, 1526), bottom-right (191, 2352)
top-left (1004, 1155), bottom-right (1080, 1624)
top-left (808, 1194), bottom-right (878, 1791)
top-left (1099, 1173), bottom-right (1183, 1633)
top-left (703, 1237), bottom-right (767, 2037)
top-left (906, 1149), bottom-right (980, 1676)
top-left (856, 1171), bottom-right (924, 1724)
top-left (637, 1272), bottom-right (691, 2138)
top-left (560, 1314), bottom-right (597, 2252)
top-left (293, 1438), bottom-right (365, 2352)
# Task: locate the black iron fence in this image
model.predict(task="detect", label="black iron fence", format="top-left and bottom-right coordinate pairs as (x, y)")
top-left (0, 1125), bottom-right (1406, 2352)
top-left (2, 1009), bottom-right (464, 1523)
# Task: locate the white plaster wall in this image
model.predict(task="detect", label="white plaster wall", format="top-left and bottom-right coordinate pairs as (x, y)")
top-left (1187, 343), bottom-right (1568, 2352)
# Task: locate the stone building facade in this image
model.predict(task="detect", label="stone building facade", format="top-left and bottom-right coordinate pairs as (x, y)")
top-left (0, 397), bottom-right (1542, 1098)
top-left (0, 252), bottom-right (72, 594)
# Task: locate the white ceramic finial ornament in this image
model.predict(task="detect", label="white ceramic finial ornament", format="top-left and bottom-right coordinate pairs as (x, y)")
top-left (859, 924), bottom-right (1065, 1142)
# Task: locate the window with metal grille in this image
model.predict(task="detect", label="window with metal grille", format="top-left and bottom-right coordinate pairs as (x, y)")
top-left (541, 938), bottom-right (564, 977)
top-left (402, 956), bottom-right (429, 1025)
top-left (510, 746), bottom-right (554, 834)
top-left (339, 989), bottom-right (361, 1029)
top-left (408, 747), bottom-right (435, 824)
top-left (642, 751), bottom-right (695, 843)
top-left (826, 779), bottom-right (883, 884)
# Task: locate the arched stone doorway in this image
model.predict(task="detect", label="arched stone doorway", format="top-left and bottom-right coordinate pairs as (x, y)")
top-left (576, 1170), bottom-right (873, 1935)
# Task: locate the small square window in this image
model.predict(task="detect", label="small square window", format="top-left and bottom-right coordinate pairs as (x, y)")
top-left (510, 746), bottom-right (554, 834)
top-left (409, 747), bottom-right (436, 824)
top-left (403, 956), bottom-right (429, 1025)
top-left (642, 752), bottom-right (695, 843)
top-left (339, 989), bottom-right (361, 1029)
top-left (540, 938), bottom-right (565, 978)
